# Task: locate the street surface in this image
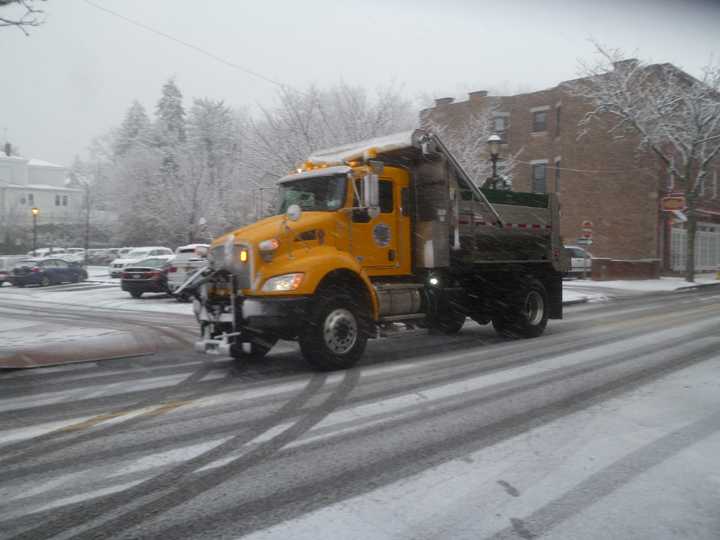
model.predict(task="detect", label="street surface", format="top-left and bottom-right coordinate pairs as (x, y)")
top-left (1, 285), bottom-right (719, 539)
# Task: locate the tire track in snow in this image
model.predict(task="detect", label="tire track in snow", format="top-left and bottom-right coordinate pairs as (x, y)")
top-left (4, 371), bottom-right (341, 540)
top-left (144, 341), bottom-right (720, 540)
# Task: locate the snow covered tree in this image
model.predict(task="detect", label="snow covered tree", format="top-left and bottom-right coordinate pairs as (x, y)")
top-left (155, 78), bottom-right (186, 146)
top-left (113, 100), bottom-right (152, 158)
top-left (423, 99), bottom-right (522, 187)
top-left (573, 43), bottom-right (720, 282)
top-left (0, 0), bottom-right (45, 35)
top-left (245, 83), bottom-right (416, 181)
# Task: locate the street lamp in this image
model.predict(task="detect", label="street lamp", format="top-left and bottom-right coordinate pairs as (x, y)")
top-left (487, 134), bottom-right (502, 189)
top-left (31, 207), bottom-right (39, 256)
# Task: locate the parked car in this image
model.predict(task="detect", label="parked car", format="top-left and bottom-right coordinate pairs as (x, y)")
top-left (120, 256), bottom-right (174, 298)
top-left (167, 244), bottom-right (209, 301)
top-left (0, 255), bottom-right (25, 286)
top-left (109, 246), bottom-right (173, 278)
top-left (10, 257), bottom-right (87, 287)
top-left (564, 245), bottom-right (593, 277)
top-left (87, 249), bottom-right (114, 265)
top-left (26, 247), bottom-right (67, 258)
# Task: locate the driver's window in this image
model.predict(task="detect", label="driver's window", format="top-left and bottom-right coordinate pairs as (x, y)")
top-left (352, 179), bottom-right (394, 223)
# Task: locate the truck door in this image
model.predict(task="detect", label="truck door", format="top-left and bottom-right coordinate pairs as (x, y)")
top-left (351, 175), bottom-right (410, 275)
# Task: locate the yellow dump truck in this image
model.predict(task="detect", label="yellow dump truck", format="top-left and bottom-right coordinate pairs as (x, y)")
top-left (185, 129), bottom-right (564, 370)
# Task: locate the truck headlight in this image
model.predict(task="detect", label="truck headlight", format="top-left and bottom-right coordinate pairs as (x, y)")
top-left (261, 273), bottom-right (304, 292)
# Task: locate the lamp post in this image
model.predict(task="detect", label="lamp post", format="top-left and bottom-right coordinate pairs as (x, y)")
top-left (487, 134), bottom-right (501, 189)
top-left (31, 207), bottom-right (39, 256)
top-left (81, 180), bottom-right (91, 266)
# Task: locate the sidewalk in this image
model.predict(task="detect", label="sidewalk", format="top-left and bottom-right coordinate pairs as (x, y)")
top-left (563, 273), bottom-right (720, 305)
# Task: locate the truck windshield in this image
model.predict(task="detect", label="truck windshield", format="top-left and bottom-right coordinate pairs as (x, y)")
top-left (277, 174), bottom-right (347, 213)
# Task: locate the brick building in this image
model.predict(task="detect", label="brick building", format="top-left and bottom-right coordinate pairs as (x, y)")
top-left (421, 63), bottom-right (720, 273)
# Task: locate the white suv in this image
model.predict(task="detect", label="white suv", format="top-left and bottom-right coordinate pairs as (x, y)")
top-left (167, 244), bottom-right (209, 300)
top-left (109, 247), bottom-right (173, 278)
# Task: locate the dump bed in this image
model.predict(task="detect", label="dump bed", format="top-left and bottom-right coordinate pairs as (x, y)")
top-left (408, 132), bottom-right (562, 271)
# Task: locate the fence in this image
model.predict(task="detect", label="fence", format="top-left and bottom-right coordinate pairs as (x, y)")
top-left (671, 222), bottom-right (720, 271)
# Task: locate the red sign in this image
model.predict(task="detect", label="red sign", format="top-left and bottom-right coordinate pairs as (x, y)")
top-left (582, 230), bottom-right (593, 239)
top-left (581, 220), bottom-right (593, 229)
top-left (661, 196), bottom-right (687, 211)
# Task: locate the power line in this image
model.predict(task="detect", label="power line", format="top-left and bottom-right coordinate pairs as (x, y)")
top-left (81, 0), bottom-right (287, 89)
top-left (514, 159), bottom-right (653, 175)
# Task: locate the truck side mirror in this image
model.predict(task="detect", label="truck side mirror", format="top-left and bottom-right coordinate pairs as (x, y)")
top-left (363, 173), bottom-right (379, 209)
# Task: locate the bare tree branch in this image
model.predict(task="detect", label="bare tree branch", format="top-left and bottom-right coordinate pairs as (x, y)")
top-left (0, 0), bottom-right (46, 35)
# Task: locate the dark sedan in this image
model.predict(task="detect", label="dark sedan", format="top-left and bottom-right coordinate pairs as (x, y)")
top-left (120, 256), bottom-right (174, 298)
top-left (10, 258), bottom-right (87, 287)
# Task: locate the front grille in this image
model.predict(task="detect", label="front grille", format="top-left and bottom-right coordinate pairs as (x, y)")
top-left (209, 243), bottom-right (251, 289)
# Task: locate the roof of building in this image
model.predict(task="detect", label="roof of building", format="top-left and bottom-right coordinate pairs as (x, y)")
top-left (27, 158), bottom-right (66, 169)
top-left (1, 183), bottom-right (82, 192)
top-left (0, 154), bottom-right (29, 163)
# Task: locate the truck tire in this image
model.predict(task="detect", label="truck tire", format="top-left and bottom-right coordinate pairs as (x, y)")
top-left (130, 291), bottom-right (143, 299)
top-left (492, 279), bottom-right (548, 339)
top-left (299, 292), bottom-right (368, 371)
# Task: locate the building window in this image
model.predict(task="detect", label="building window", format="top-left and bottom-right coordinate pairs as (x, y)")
top-left (28, 193), bottom-right (34, 205)
top-left (532, 163), bottom-right (547, 193)
top-left (20, 197), bottom-right (26, 205)
top-left (555, 106), bottom-right (561, 137)
top-left (532, 111), bottom-right (547, 132)
top-left (55, 195), bottom-right (61, 206)
top-left (493, 115), bottom-right (508, 141)
top-left (62, 195), bottom-right (68, 206)
top-left (554, 160), bottom-right (561, 192)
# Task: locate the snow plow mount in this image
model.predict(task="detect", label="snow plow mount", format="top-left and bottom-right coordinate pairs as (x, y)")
top-left (194, 331), bottom-right (240, 356)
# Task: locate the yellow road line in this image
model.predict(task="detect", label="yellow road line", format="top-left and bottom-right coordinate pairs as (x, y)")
top-left (60, 400), bottom-right (193, 433)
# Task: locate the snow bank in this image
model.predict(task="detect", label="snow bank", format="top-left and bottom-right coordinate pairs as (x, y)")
top-left (565, 274), bottom-right (718, 293)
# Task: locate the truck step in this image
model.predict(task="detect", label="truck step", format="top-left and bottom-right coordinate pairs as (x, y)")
top-left (379, 313), bottom-right (426, 322)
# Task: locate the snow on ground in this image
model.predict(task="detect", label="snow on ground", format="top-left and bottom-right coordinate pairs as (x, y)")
top-left (562, 288), bottom-right (608, 304)
top-left (3, 267), bottom-right (716, 318)
top-left (1, 266), bottom-right (192, 316)
top-left (564, 273), bottom-right (718, 293)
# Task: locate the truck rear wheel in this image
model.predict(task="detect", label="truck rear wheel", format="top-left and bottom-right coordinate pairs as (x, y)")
top-left (299, 292), bottom-right (368, 371)
top-left (492, 279), bottom-right (548, 339)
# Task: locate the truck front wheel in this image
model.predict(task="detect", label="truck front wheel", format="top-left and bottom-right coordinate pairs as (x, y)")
top-left (492, 280), bottom-right (548, 339)
top-left (299, 292), bottom-right (368, 371)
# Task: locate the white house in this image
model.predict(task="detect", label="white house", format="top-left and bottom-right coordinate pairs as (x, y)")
top-left (0, 150), bottom-right (83, 229)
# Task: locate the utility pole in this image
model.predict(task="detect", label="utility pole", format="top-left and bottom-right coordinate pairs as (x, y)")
top-left (84, 181), bottom-right (90, 266)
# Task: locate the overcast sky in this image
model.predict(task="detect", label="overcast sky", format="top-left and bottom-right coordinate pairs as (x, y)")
top-left (2, 0), bottom-right (719, 166)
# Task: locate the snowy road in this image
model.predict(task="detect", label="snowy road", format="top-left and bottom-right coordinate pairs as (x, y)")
top-left (1, 288), bottom-right (719, 539)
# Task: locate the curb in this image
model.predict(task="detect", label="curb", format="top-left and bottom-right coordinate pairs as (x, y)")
top-left (676, 282), bottom-right (720, 293)
top-left (562, 298), bottom-right (589, 306)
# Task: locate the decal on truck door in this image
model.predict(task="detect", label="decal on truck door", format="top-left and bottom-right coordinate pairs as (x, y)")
top-left (373, 223), bottom-right (391, 247)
